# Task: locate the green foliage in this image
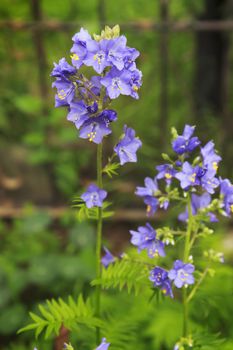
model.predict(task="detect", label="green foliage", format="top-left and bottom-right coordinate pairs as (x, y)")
top-left (102, 162), bottom-right (120, 178)
top-left (192, 332), bottom-right (225, 349)
top-left (18, 295), bottom-right (103, 339)
top-left (91, 258), bottom-right (150, 295)
top-left (73, 198), bottom-right (114, 221)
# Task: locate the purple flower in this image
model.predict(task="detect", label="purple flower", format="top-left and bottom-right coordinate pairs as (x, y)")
top-left (135, 177), bottom-right (160, 215)
top-left (51, 58), bottom-right (76, 79)
top-left (156, 164), bottom-right (176, 185)
top-left (114, 125), bottom-right (142, 165)
top-left (123, 47), bottom-right (139, 70)
top-left (130, 223), bottom-right (156, 251)
top-left (149, 267), bottom-right (173, 298)
top-left (70, 28), bottom-right (92, 69)
top-left (96, 338), bottom-right (110, 350)
top-left (172, 125), bottom-right (200, 155)
top-left (130, 223), bottom-right (165, 258)
top-left (147, 239), bottom-right (165, 258)
top-left (52, 78), bottom-right (75, 107)
top-left (101, 67), bottom-right (131, 99)
top-left (101, 247), bottom-right (115, 267)
top-left (135, 177), bottom-right (159, 197)
top-left (220, 178), bottom-right (233, 216)
top-left (79, 109), bottom-right (117, 144)
top-left (129, 69), bottom-right (142, 99)
top-left (81, 184), bottom-right (107, 208)
top-left (175, 162), bottom-right (219, 193)
top-left (168, 260), bottom-right (195, 288)
top-left (105, 36), bottom-right (127, 70)
top-left (144, 196), bottom-right (159, 216)
top-left (179, 192), bottom-right (218, 222)
top-left (67, 101), bottom-right (91, 129)
top-left (201, 141), bottom-right (221, 174)
top-left (84, 39), bottom-right (109, 74)
top-left (175, 162), bottom-right (199, 189)
top-left (200, 168), bottom-right (219, 194)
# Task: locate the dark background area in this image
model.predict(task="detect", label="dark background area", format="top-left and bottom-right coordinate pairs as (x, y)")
top-left (0, 1), bottom-right (233, 349)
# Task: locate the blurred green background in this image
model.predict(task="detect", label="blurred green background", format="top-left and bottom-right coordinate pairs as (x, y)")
top-left (0, 0), bottom-right (233, 349)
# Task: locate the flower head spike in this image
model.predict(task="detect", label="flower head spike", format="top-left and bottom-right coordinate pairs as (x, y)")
top-left (81, 184), bottom-right (107, 208)
top-left (101, 247), bottom-right (115, 267)
top-left (96, 338), bottom-right (110, 350)
top-left (172, 124), bottom-right (200, 155)
top-left (114, 125), bottom-right (142, 165)
top-left (168, 260), bottom-right (195, 288)
top-left (149, 267), bottom-right (173, 298)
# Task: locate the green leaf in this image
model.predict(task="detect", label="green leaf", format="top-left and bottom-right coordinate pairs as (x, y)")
top-left (18, 294), bottom-right (103, 339)
top-left (103, 162), bottom-right (120, 178)
top-left (91, 257), bottom-right (150, 295)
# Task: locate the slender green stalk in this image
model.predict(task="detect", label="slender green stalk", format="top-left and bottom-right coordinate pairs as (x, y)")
top-left (95, 142), bottom-right (103, 344)
top-left (187, 267), bottom-right (209, 303)
top-left (182, 193), bottom-right (193, 338)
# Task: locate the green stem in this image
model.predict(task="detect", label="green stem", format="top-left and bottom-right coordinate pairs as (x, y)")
top-left (187, 267), bottom-right (209, 303)
top-left (95, 142), bottom-right (103, 344)
top-left (182, 193), bottom-right (193, 338)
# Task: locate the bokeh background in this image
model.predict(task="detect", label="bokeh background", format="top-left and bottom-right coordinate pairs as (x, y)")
top-left (0, 1), bottom-right (233, 349)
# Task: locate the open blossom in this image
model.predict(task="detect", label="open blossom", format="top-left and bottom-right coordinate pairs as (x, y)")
top-left (79, 110), bottom-right (117, 144)
top-left (172, 124), bottom-right (200, 155)
top-left (130, 223), bottom-right (165, 258)
top-left (179, 192), bottom-right (218, 222)
top-left (168, 260), bottom-right (195, 288)
top-left (135, 177), bottom-right (159, 215)
top-left (101, 247), bottom-right (115, 267)
top-left (70, 28), bottom-right (92, 69)
top-left (175, 161), bottom-right (219, 193)
top-left (101, 67), bottom-right (132, 99)
top-left (130, 223), bottom-right (156, 251)
top-left (114, 125), bottom-right (142, 165)
top-left (156, 163), bottom-right (176, 185)
top-left (96, 338), bottom-right (110, 350)
top-left (149, 267), bottom-right (173, 298)
top-left (81, 184), bottom-right (107, 208)
top-left (220, 178), bottom-right (233, 216)
top-left (201, 141), bottom-right (221, 174)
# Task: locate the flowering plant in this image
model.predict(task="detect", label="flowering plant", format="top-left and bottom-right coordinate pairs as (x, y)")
top-left (19, 26), bottom-right (232, 350)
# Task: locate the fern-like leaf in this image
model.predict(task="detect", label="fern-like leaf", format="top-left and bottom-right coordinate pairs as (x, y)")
top-left (102, 162), bottom-right (120, 178)
top-left (18, 294), bottom-right (103, 339)
top-left (91, 258), bottom-right (150, 295)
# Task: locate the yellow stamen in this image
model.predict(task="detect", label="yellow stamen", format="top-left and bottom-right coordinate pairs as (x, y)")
top-left (230, 204), bottom-right (233, 213)
top-left (133, 85), bottom-right (138, 92)
top-left (88, 131), bottom-right (96, 142)
top-left (146, 205), bottom-right (151, 213)
top-left (165, 173), bottom-right (172, 179)
top-left (94, 54), bottom-right (101, 64)
top-left (213, 162), bottom-right (218, 171)
top-left (162, 289), bottom-right (167, 294)
top-left (189, 173), bottom-right (196, 183)
top-left (70, 53), bottom-right (79, 61)
top-left (58, 89), bottom-right (66, 100)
